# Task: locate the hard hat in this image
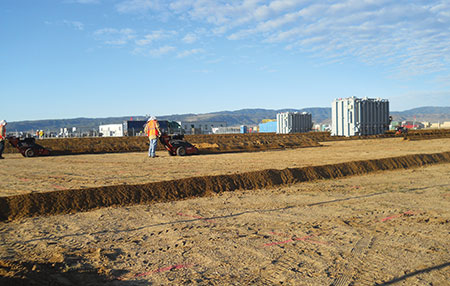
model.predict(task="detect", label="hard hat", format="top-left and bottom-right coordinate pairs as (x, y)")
top-left (148, 116), bottom-right (156, 121)
top-left (0, 120), bottom-right (6, 126)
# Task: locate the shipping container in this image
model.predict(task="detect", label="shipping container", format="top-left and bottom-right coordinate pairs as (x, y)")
top-left (276, 112), bottom-right (312, 134)
top-left (331, 97), bottom-right (390, 137)
top-left (258, 121), bottom-right (277, 133)
top-left (212, 126), bottom-right (241, 134)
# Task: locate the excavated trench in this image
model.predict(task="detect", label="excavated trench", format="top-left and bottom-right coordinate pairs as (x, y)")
top-left (1, 151), bottom-right (449, 221)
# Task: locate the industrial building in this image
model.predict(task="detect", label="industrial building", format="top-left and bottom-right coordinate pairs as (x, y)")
top-left (276, 112), bottom-right (312, 134)
top-left (99, 124), bottom-right (124, 137)
top-left (259, 120), bottom-right (277, 133)
top-left (212, 126), bottom-right (241, 134)
top-left (123, 120), bottom-right (183, 136)
top-left (181, 121), bottom-right (227, 135)
top-left (332, 96), bottom-right (390, 137)
top-left (123, 120), bottom-right (147, 136)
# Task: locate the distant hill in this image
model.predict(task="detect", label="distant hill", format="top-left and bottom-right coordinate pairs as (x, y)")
top-left (6, 106), bottom-right (450, 133)
top-left (159, 108), bottom-right (331, 126)
top-left (390, 106), bottom-right (450, 122)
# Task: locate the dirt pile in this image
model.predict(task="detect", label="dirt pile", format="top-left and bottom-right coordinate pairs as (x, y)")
top-left (302, 129), bottom-right (450, 142)
top-left (1, 151), bottom-right (449, 221)
top-left (0, 260), bottom-right (113, 286)
top-left (5, 130), bottom-right (448, 156)
top-left (405, 129), bottom-right (450, 141)
top-left (4, 133), bottom-right (320, 155)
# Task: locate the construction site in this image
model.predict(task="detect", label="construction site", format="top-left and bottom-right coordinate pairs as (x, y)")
top-left (0, 124), bottom-right (449, 285)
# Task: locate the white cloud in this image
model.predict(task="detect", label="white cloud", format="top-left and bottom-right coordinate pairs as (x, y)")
top-left (135, 30), bottom-right (176, 46)
top-left (182, 33), bottom-right (197, 44)
top-left (63, 20), bottom-right (84, 30)
top-left (148, 45), bottom-right (176, 57)
top-left (116, 0), bottom-right (163, 13)
top-left (176, 48), bottom-right (204, 58)
top-left (93, 28), bottom-right (136, 45)
top-left (113, 0), bottom-right (450, 76)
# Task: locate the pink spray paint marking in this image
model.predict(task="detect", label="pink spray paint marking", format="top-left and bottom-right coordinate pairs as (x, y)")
top-left (19, 178), bottom-right (31, 182)
top-left (380, 211), bottom-right (415, 222)
top-left (52, 185), bottom-right (66, 190)
top-left (177, 212), bottom-right (215, 223)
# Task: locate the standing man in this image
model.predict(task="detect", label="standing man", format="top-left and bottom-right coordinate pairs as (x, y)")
top-left (0, 120), bottom-right (7, 159)
top-left (144, 116), bottom-right (161, 158)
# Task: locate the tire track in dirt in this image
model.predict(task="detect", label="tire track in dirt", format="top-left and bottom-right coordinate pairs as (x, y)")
top-left (331, 236), bottom-right (374, 286)
top-left (1, 151), bottom-right (449, 221)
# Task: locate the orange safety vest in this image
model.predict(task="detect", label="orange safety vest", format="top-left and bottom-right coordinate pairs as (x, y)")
top-left (0, 126), bottom-right (5, 141)
top-left (146, 120), bottom-right (159, 137)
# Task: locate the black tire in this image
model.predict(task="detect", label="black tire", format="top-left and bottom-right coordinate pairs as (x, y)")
top-left (168, 151), bottom-right (176, 156)
top-left (25, 148), bottom-right (35, 157)
top-left (176, 146), bottom-right (186, 156)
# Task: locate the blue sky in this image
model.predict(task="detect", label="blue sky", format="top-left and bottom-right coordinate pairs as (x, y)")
top-left (1, 0), bottom-right (450, 121)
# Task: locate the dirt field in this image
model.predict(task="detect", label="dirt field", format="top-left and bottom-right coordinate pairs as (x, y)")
top-left (1, 162), bottom-right (449, 285)
top-left (0, 137), bottom-right (449, 285)
top-left (1, 138), bottom-right (450, 197)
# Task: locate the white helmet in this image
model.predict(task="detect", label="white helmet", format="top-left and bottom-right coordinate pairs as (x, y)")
top-left (148, 116), bottom-right (156, 121)
top-left (0, 120), bottom-right (6, 126)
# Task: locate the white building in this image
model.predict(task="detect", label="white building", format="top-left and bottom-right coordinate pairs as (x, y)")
top-left (276, 112), bottom-right (312, 134)
top-left (212, 126), bottom-right (241, 134)
top-left (181, 121), bottom-right (227, 134)
top-left (332, 96), bottom-right (390, 137)
top-left (99, 124), bottom-right (124, 137)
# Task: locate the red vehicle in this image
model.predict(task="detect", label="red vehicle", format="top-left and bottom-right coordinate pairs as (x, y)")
top-left (395, 126), bottom-right (408, 135)
top-left (159, 134), bottom-right (199, 156)
top-left (7, 136), bottom-right (51, 157)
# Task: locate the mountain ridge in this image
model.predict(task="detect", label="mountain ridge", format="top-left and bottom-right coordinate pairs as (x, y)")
top-left (7, 106), bottom-right (450, 132)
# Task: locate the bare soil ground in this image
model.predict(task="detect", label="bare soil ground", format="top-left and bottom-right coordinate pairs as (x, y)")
top-left (1, 162), bottom-right (449, 285)
top-left (1, 138), bottom-right (449, 197)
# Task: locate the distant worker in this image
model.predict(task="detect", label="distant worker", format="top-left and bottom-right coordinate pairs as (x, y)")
top-left (0, 120), bottom-right (7, 159)
top-left (39, 130), bottom-right (44, 139)
top-left (144, 116), bottom-right (161, 158)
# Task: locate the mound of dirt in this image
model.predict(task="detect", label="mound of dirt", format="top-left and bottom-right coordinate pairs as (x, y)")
top-left (404, 129), bottom-right (450, 141)
top-left (5, 130), bottom-right (449, 156)
top-left (0, 260), bottom-right (114, 286)
top-left (4, 133), bottom-right (320, 155)
top-left (1, 151), bottom-right (449, 221)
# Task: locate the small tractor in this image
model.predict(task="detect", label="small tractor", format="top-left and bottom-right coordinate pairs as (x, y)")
top-left (159, 133), bottom-right (199, 156)
top-left (7, 136), bottom-right (51, 157)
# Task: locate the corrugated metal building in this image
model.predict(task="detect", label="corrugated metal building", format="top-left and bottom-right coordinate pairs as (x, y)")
top-left (181, 121), bottom-right (227, 135)
top-left (258, 121), bottom-right (277, 133)
top-left (276, 112), bottom-right (312, 134)
top-left (332, 97), bottom-right (390, 137)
